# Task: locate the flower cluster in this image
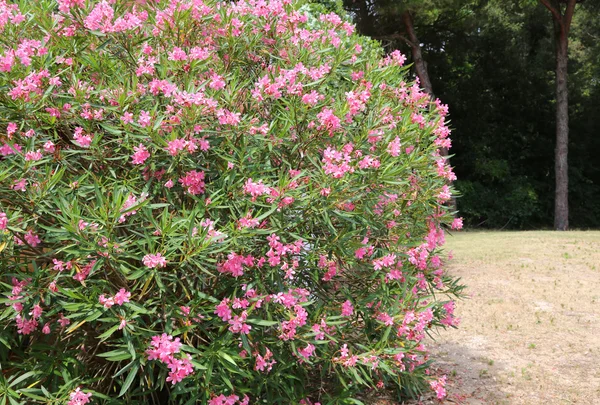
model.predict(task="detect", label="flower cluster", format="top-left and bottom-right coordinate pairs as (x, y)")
top-left (146, 334), bottom-right (194, 385)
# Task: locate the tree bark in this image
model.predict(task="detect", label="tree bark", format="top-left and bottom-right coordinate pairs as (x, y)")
top-left (540, 0), bottom-right (577, 230)
top-left (554, 20), bottom-right (569, 231)
top-left (401, 11), bottom-right (435, 97)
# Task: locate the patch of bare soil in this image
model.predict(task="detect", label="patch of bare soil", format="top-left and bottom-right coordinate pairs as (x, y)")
top-left (406, 231), bottom-right (600, 405)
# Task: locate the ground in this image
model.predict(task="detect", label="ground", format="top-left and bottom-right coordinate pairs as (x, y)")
top-left (389, 231), bottom-right (600, 404)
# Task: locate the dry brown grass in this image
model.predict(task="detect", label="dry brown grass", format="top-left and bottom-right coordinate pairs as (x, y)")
top-left (402, 231), bottom-right (600, 405)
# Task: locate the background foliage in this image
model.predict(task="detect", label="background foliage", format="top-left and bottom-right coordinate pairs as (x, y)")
top-left (335, 0), bottom-right (600, 229)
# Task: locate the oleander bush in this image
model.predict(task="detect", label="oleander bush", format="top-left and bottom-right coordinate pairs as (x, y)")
top-left (0, 0), bottom-right (464, 403)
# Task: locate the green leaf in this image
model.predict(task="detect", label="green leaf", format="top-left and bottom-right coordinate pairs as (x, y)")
top-left (118, 364), bottom-right (139, 397)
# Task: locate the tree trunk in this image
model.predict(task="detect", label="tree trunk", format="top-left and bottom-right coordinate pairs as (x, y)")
top-left (401, 11), bottom-right (435, 97)
top-left (554, 22), bottom-right (569, 231)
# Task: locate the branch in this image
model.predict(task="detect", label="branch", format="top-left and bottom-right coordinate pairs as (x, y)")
top-left (372, 33), bottom-right (415, 48)
top-left (540, 0), bottom-right (562, 21)
top-left (563, 0), bottom-right (577, 32)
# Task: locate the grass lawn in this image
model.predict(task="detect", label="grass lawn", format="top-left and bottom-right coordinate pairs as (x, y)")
top-left (421, 231), bottom-right (600, 404)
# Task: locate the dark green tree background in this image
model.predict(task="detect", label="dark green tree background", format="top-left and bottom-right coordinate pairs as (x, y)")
top-left (317, 0), bottom-right (600, 229)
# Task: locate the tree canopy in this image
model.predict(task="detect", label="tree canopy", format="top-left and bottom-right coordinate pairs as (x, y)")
top-left (332, 0), bottom-right (600, 228)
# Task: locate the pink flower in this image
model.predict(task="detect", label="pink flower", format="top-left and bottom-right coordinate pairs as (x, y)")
top-left (243, 178), bottom-right (269, 198)
top-left (24, 230), bottom-right (41, 247)
top-left (25, 150), bottom-right (43, 161)
top-left (387, 137), bottom-right (401, 157)
top-left (30, 304), bottom-right (43, 319)
top-left (131, 143), bottom-right (150, 165)
top-left (429, 376), bottom-right (447, 400)
top-left (143, 253), bottom-right (167, 268)
top-left (301, 90), bottom-right (322, 106)
top-left (68, 388), bottom-right (92, 405)
top-left (209, 73), bottom-right (226, 90)
top-left (341, 300), bottom-right (353, 317)
top-left (43, 141), bottom-right (55, 153)
top-left (7, 122), bottom-right (17, 137)
top-left (113, 288), bottom-right (131, 305)
top-left (42, 323), bottom-right (51, 334)
top-left (438, 185), bottom-right (452, 202)
top-left (168, 47), bottom-right (187, 61)
top-left (179, 170), bottom-right (206, 195)
top-left (73, 127), bottom-right (92, 148)
top-left (58, 313), bottom-right (70, 327)
top-left (138, 110), bottom-right (151, 127)
top-left (0, 212), bottom-right (7, 230)
top-left (146, 334), bottom-right (194, 385)
top-left (298, 343), bottom-right (316, 361)
top-left (99, 294), bottom-right (114, 308)
top-left (214, 299), bottom-right (232, 321)
top-left (451, 217), bottom-right (463, 230)
top-left (376, 312), bottom-right (394, 326)
top-left (12, 178), bottom-right (27, 191)
top-left (164, 179), bottom-right (174, 188)
top-left (317, 107), bottom-right (341, 132)
top-left (121, 112), bottom-right (134, 124)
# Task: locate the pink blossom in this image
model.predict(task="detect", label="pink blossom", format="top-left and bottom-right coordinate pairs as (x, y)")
top-left (317, 107), bottom-right (341, 132)
top-left (138, 110), bottom-right (151, 127)
top-left (58, 313), bottom-right (70, 327)
top-left (301, 90), bottom-right (322, 106)
top-left (209, 73), bottom-right (226, 90)
top-left (429, 376), bottom-right (447, 400)
top-left (387, 137), bottom-right (401, 157)
top-left (7, 122), bottom-right (17, 137)
top-left (30, 304), bottom-right (43, 319)
top-left (42, 323), bottom-right (51, 334)
top-left (298, 343), bottom-right (316, 361)
top-left (131, 143), bottom-right (150, 165)
top-left (255, 347), bottom-right (276, 372)
top-left (15, 315), bottom-right (38, 335)
top-left (113, 288), bottom-right (131, 305)
top-left (121, 112), bottom-right (134, 124)
top-left (451, 217), bottom-right (463, 230)
top-left (214, 299), bottom-right (232, 321)
top-left (99, 294), bottom-right (114, 308)
top-left (438, 185), bottom-right (452, 202)
top-left (0, 212), bottom-right (7, 230)
top-left (24, 230), bottom-right (41, 247)
top-left (168, 47), bottom-right (187, 61)
top-left (143, 253), bottom-right (167, 268)
top-left (68, 388), bottom-right (92, 405)
top-left (179, 170), bottom-right (206, 195)
top-left (166, 138), bottom-right (188, 156)
top-left (218, 252), bottom-right (253, 277)
top-left (12, 178), bottom-right (27, 191)
top-left (83, 1), bottom-right (114, 33)
top-left (24, 150), bottom-right (43, 161)
top-left (43, 141), bottom-right (55, 153)
top-left (73, 127), bottom-right (92, 147)
top-left (341, 300), bottom-right (353, 317)
top-left (243, 178), bottom-right (269, 198)
top-left (376, 312), bottom-right (394, 326)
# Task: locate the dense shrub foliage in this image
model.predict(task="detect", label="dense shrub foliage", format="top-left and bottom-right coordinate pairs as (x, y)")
top-left (0, 0), bottom-right (463, 403)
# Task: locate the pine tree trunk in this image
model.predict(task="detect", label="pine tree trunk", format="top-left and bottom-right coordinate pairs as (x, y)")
top-left (553, 17), bottom-right (570, 230)
top-left (401, 11), bottom-right (435, 97)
